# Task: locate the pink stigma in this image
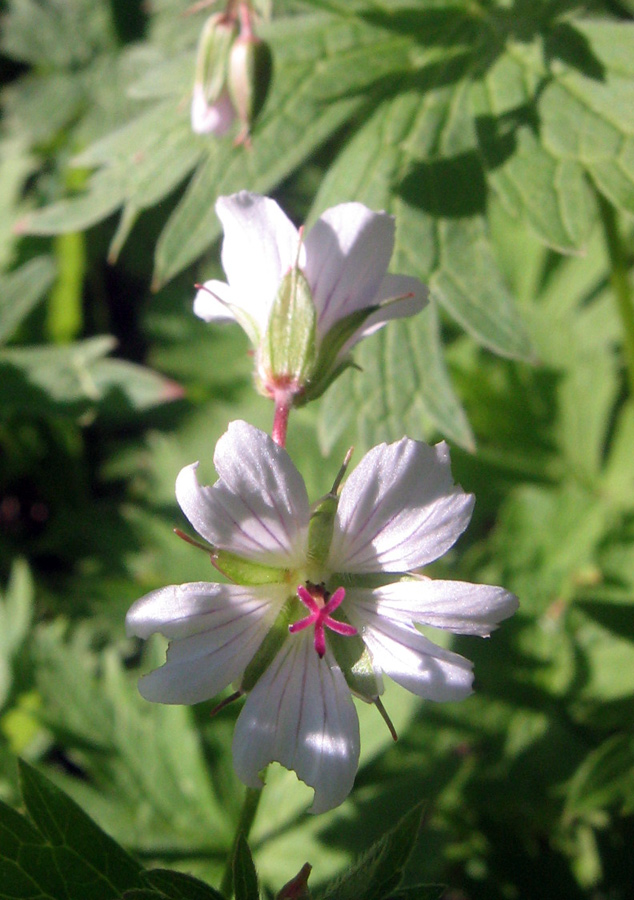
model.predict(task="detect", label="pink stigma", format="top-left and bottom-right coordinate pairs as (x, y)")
top-left (289, 584), bottom-right (357, 657)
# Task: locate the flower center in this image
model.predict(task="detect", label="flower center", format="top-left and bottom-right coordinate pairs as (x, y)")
top-left (288, 582), bottom-right (357, 657)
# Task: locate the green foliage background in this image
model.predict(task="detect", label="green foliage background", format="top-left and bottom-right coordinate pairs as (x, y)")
top-left (1, 0), bottom-right (634, 897)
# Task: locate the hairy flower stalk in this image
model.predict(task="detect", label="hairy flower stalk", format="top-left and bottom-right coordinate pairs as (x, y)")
top-left (127, 421), bottom-right (518, 813)
top-left (194, 192), bottom-right (429, 440)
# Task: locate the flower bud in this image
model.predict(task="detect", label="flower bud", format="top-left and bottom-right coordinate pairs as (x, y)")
top-left (276, 864), bottom-right (312, 900)
top-left (227, 33), bottom-right (273, 134)
top-left (191, 13), bottom-right (238, 135)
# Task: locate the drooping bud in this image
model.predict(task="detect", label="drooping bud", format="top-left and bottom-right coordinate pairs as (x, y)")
top-left (191, 12), bottom-right (238, 135)
top-left (227, 32), bottom-right (273, 137)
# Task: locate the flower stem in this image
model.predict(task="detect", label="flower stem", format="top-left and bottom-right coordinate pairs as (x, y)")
top-left (598, 192), bottom-right (634, 397)
top-left (272, 390), bottom-right (292, 447)
top-left (220, 782), bottom-right (264, 899)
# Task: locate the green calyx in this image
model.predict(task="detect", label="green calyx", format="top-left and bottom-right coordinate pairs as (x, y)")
top-left (307, 493), bottom-right (338, 573)
top-left (228, 34), bottom-right (273, 130)
top-left (195, 13), bottom-right (238, 105)
top-left (240, 596), bottom-right (296, 692)
top-left (213, 549), bottom-right (287, 585)
top-left (328, 621), bottom-right (383, 703)
top-left (260, 265), bottom-right (317, 392)
top-left (297, 304), bottom-right (380, 405)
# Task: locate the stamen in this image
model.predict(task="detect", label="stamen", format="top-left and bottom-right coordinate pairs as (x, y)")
top-left (174, 528), bottom-right (213, 553)
top-left (209, 690), bottom-right (243, 718)
top-left (194, 282), bottom-right (232, 312)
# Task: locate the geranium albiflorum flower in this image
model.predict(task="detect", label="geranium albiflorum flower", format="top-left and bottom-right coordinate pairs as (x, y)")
top-left (194, 193), bottom-right (428, 407)
top-left (126, 421), bottom-right (518, 814)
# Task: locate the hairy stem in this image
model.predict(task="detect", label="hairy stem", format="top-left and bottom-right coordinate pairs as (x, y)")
top-left (598, 193), bottom-right (634, 397)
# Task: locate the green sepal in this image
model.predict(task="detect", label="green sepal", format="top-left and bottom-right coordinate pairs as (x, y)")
top-left (297, 357), bottom-right (357, 407)
top-left (195, 13), bottom-right (238, 105)
top-left (228, 35), bottom-right (273, 128)
top-left (328, 618), bottom-right (383, 703)
top-left (300, 305), bottom-right (379, 404)
top-left (306, 493), bottom-right (338, 573)
top-left (260, 265), bottom-right (317, 387)
top-left (240, 596), bottom-right (296, 692)
top-left (213, 550), bottom-right (287, 585)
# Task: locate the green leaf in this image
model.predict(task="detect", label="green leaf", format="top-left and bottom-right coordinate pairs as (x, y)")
top-left (0, 136), bottom-right (37, 269)
top-left (0, 759), bottom-right (143, 900)
top-left (541, 21), bottom-right (634, 216)
top-left (33, 630), bottom-right (233, 861)
top-left (0, 257), bottom-right (56, 345)
top-left (311, 91), bottom-right (533, 362)
top-left (142, 868), bottom-right (226, 900)
top-left (20, 101), bottom-right (205, 237)
top-left (564, 735), bottom-right (634, 823)
top-left (1, 0), bottom-right (115, 67)
top-left (320, 804), bottom-right (423, 900)
top-left (318, 305), bottom-right (474, 454)
top-left (0, 560), bottom-right (34, 710)
top-left (233, 835), bottom-right (260, 900)
top-left (385, 888), bottom-right (445, 900)
top-left (0, 337), bottom-right (181, 419)
top-left (556, 346), bottom-right (620, 483)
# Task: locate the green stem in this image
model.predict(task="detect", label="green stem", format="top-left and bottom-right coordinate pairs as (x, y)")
top-left (598, 193), bottom-right (634, 397)
top-left (220, 782), bottom-right (265, 898)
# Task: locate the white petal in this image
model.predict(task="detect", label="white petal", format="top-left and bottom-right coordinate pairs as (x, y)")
top-left (369, 580), bottom-right (519, 636)
top-left (216, 192), bottom-right (301, 332)
top-left (348, 274), bottom-right (429, 345)
top-left (329, 438), bottom-right (474, 574)
top-left (126, 582), bottom-right (287, 705)
top-left (193, 280), bottom-right (235, 324)
top-left (304, 203), bottom-right (394, 337)
top-left (232, 632), bottom-right (360, 814)
top-left (345, 593), bottom-right (474, 701)
top-left (191, 86), bottom-right (235, 135)
top-left (176, 421), bottom-right (310, 567)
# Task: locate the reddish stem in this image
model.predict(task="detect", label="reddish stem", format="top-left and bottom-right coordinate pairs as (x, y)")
top-left (272, 390), bottom-right (292, 448)
top-left (238, 0), bottom-right (253, 37)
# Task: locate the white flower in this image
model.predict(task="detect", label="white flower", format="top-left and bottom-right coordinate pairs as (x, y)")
top-left (126, 421), bottom-right (517, 814)
top-left (194, 193), bottom-right (429, 403)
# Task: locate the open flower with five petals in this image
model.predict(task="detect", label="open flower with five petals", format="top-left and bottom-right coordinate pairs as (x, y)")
top-left (126, 421), bottom-right (517, 814)
top-left (194, 192), bottom-right (428, 406)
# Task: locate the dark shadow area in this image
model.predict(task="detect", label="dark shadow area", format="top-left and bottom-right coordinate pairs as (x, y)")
top-left (397, 151), bottom-right (487, 218)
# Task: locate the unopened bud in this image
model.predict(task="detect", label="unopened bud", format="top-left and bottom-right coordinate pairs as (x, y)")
top-left (191, 13), bottom-right (238, 135)
top-left (276, 863), bottom-right (312, 900)
top-left (227, 33), bottom-right (273, 133)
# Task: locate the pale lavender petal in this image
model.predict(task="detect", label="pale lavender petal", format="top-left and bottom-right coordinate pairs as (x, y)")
top-left (329, 438), bottom-right (474, 574)
top-left (345, 592), bottom-right (474, 701)
top-left (126, 582), bottom-right (288, 705)
top-left (347, 274), bottom-right (429, 345)
top-left (369, 580), bottom-right (519, 636)
top-left (191, 86), bottom-right (235, 135)
top-left (193, 279), bottom-right (234, 323)
top-left (232, 632), bottom-right (360, 814)
top-left (304, 203), bottom-right (394, 337)
top-left (176, 422), bottom-right (310, 567)
top-left (216, 192), bottom-right (302, 332)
